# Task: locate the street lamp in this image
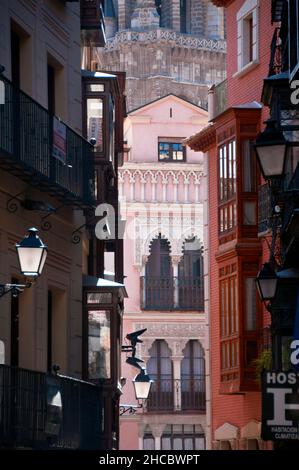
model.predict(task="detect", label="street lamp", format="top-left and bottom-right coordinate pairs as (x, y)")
top-left (133, 368), bottom-right (153, 401)
top-left (119, 368), bottom-right (153, 416)
top-left (16, 227), bottom-right (47, 277)
top-left (254, 119), bottom-right (288, 181)
top-left (0, 227), bottom-right (47, 297)
top-left (256, 262), bottom-right (278, 302)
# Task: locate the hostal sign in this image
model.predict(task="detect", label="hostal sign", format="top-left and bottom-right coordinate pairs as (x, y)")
top-left (262, 371), bottom-right (299, 441)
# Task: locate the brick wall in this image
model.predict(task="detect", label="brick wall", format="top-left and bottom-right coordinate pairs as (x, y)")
top-left (226, 0), bottom-right (273, 118)
top-left (208, 0), bottom-right (275, 445)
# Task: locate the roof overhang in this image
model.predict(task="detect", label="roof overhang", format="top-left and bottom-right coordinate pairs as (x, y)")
top-left (184, 124), bottom-right (216, 152)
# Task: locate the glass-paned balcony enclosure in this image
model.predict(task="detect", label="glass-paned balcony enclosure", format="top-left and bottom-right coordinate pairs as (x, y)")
top-left (82, 71), bottom-right (117, 170)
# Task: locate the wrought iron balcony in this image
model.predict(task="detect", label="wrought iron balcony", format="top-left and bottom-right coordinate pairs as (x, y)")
top-left (81, 0), bottom-right (106, 47)
top-left (269, 27), bottom-right (282, 76)
top-left (140, 277), bottom-right (204, 311)
top-left (0, 364), bottom-right (103, 449)
top-left (146, 378), bottom-right (206, 413)
top-left (0, 77), bottom-right (95, 208)
top-left (258, 183), bottom-right (272, 235)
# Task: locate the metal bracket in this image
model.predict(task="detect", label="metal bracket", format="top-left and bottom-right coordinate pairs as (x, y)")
top-left (6, 190), bottom-right (27, 213)
top-left (72, 223), bottom-right (87, 244)
top-left (6, 179), bottom-right (43, 214)
top-left (119, 403), bottom-right (142, 416)
top-left (41, 203), bottom-right (68, 231)
top-left (0, 283), bottom-right (29, 298)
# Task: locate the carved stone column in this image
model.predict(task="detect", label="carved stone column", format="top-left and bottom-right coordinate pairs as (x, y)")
top-left (130, 174), bottom-right (135, 201)
top-left (171, 255), bottom-right (181, 308)
top-left (184, 180), bottom-right (189, 203)
top-left (162, 179), bottom-right (167, 202)
top-left (150, 424), bottom-right (165, 451)
top-left (173, 179), bottom-right (179, 203)
top-left (141, 174), bottom-right (146, 202)
top-left (151, 174), bottom-right (157, 202)
top-left (195, 181), bottom-right (200, 202)
top-left (140, 256), bottom-right (148, 308)
top-left (172, 357), bottom-right (183, 411)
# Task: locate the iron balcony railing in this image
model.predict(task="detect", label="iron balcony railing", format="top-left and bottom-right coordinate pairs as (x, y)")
top-left (258, 183), bottom-right (272, 235)
top-left (0, 76), bottom-right (95, 207)
top-left (0, 364), bottom-right (103, 449)
top-left (146, 378), bottom-right (206, 413)
top-left (140, 277), bottom-right (204, 311)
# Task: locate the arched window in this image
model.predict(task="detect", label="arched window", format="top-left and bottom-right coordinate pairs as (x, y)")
top-left (178, 239), bottom-right (204, 309)
top-left (143, 425), bottom-right (155, 450)
top-left (144, 235), bottom-right (173, 309)
top-left (161, 424), bottom-right (205, 450)
top-left (147, 340), bottom-right (173, 411)
top-left (180, 0), bottom-right (187, 33)
top-left (181, 340), bottom-right (205, 411)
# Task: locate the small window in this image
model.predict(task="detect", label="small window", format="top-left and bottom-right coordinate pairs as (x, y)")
top-left (158, 138), bottom-right (186, 162)
top-left (236, 0), bottom-right (258, 72)
top-left (243, 201), bottom-right (256, 225)
top-left (143, 426), bottom-right (155, 450)
top-left (87, 84), bottom-right (105, 92)
top-left (88, 310), bottom-right (111, 380)
top-left (87, 293), bottom-right (112, 304)
top-left (243, 13), bottom-right (253, 65)
top-left (87, 98), bottom-right (104, 151)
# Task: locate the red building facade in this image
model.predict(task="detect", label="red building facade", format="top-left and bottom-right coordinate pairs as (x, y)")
top-left (187, 0), bottom-right (275, 450)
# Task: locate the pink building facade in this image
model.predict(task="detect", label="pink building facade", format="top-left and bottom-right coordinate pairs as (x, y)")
top-left (119, 95), bottom-right (209, 450)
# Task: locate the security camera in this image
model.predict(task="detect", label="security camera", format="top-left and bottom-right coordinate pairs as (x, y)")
top-left (90, 137), bottom-right (97, 146)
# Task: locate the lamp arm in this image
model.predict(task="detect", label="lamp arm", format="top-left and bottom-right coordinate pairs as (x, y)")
top-left (0, 282), bottom-right (31, 298)
top-left (119, 403), bottom-right (143, 416)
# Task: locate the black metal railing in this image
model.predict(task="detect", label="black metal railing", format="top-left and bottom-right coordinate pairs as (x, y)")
top-left (258, 183), bottom-right (272, 234)
top-left (0, 76), bottom-right (94, 206)
top-left (0, 365), bottom-right (103, 449)
top-left (269, 27), bottom-right (282, 76)
top-left (142, 277), bottom-right (174, 310)
top-left (146, 378), bottom-right (206, 413)
top-left (141, 277), bottom-right (204, 310)
top-left (178, 277), bottom-right (204, 309)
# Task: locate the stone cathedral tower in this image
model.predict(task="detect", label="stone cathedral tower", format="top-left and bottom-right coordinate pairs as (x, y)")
top-left (97, 0), bottom-right (226, 110)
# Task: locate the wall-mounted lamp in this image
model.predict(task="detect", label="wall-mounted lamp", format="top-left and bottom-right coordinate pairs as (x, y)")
top-left (0, 227), bottom-right (47, 298)
top-left (119, 368), bottom-right (153, 416)
top-left (120, 329), bottom-right (153, 415)
top-left (254, 119), bottom-right (288, 182)
top-left (256, 262), bottom-right (278, 303)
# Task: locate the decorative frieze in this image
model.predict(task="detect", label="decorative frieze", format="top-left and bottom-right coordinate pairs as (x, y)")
top-left (105, 29), bottom-right (226, 52)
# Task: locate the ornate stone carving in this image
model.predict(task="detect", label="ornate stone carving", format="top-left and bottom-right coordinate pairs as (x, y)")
top-left (106, 29), bottom-right (226, 53)
top-left (134, 323), bottom-right (206, 338)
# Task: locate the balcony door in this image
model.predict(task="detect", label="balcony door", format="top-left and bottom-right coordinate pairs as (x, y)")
top-left (145, 235), bottom-right (173, 309)
top-left (178, 239), bottom-right (204, 309)
top-left (147, 340), bottom-right (173, 411)
top-left (181, 340), bottom-right (206, 411)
